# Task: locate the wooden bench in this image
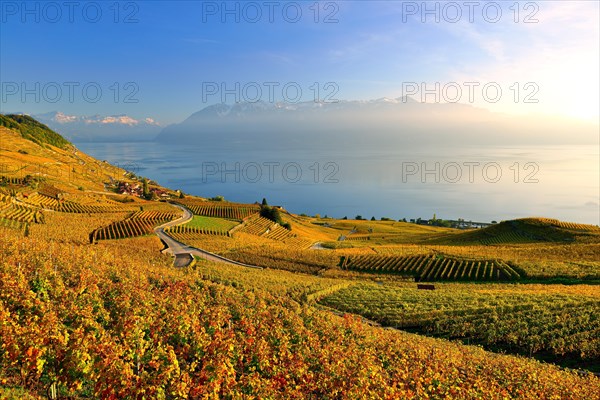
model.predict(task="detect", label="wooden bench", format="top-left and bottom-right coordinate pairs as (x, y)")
top-left (417, 284), bottom-right (436, 290)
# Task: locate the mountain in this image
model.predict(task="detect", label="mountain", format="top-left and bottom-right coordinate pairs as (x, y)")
top-left (156, 98), bottom-right (598, 150)
top-left (33, 111), bottom-right (162, 143)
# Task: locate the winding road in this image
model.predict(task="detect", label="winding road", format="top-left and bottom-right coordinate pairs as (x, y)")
top-left (154, 203), bottom-right (262, 269)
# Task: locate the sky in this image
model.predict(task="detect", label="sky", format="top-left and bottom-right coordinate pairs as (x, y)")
top-left (1, 0), bottom-right (599, 125)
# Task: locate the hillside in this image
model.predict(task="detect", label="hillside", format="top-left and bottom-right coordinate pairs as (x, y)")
top-left (0, 114), bottom-right (71, 149)
top-left (435, 218), bottom-right (600, 245)
top-left (0, 122), bottom-right (139, 194)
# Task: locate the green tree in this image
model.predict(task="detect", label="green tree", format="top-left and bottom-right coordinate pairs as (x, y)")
top-left (260, 205), bottom-right (291, 230)
top-left (142, 178), bottom-right (150, 199)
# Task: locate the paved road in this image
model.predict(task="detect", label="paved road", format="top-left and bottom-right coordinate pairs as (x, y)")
top-left (155, 203), bottom-right (263, 269)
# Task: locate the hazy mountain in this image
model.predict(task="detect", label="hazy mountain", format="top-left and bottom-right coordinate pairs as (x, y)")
top-left (156, 98), bottom-right (598, 150)
top-left (33, 112), bottom-right (162, 142)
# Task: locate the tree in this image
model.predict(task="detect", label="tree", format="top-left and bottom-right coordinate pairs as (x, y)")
top-left (260, 205), bottom-right (291, 230)
top-left (342, 216), bottom-right (348, 220)
top-left (356, 215), bottom-right (363, 220)
top-left (179, 191), bottom-right (185, 199)
top-left (142, 178), bottom-right (150, 199)
top-left (262, 198), bottom-right (268, 206)
top-left (371, 216), bottom-right (376, 221)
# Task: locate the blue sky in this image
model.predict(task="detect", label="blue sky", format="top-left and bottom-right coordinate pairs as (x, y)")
top-left (1, 0), bottom-right (599, 124)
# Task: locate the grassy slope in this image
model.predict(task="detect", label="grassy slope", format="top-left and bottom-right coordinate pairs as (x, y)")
top-left (184, 215), bottom-right (239, 231)
top-left (0, 114), bottom-right (71, 149)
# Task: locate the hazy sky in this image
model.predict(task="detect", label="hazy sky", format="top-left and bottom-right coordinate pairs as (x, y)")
top-left (1, 1), bottom-right (599, 124)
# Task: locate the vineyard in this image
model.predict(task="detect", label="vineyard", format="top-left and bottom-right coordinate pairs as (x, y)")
top-left (283, 236), bottom-right (314, 250)
top-left (173, 199), bottom-right (260, 220)
top-left (166, 225), bottom-right (231, 240)
top-left (0, 175), bottom-right (27, 186)
top-left (22, 192), bottom-right (59, 209)
top-left (320, 282), bottom-right (600, 370)
top-left (23, 193), bottom-right (127, 213)
top-left (442, 218), bottom-right (600, 246)
top-left (340, 254), bottom-right (523, 281)
top-left (0, 217), bottom-right (26, 231)
top-left (237, 215), bottom-right (274, 235)
top-left (129, 210), bottom-right (181, 221)
top-left (234, 215), bottom-right (313, 249)
top-left (195, 256), bottom-right (353, 302)
top-left (236, 215), bottom-right (290, 240)
top-left (536, 217), bottom-right (600, 231)
top-left (0, 201), bottom-right (43, 224)
top-left (2, 226), bottom-right (598, 399)
top-left (90, 210), bottom-right (180, 242)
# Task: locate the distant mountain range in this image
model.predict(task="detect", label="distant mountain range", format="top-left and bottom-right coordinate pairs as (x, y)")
top-left (10, 97), bottom-right (598, 146)
top-left (156, 97), bottom-right (598, 149)
top-left (31, 111), bottom-right (162, 142)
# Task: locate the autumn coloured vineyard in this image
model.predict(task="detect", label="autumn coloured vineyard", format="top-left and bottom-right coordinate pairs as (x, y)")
top-left (0, 194), bottom-right (43, 225)
top-left (23, 192), bottom-right (127, 214)
top-left (319, 282), bottom-right (600, 370)
top-left (1, 227), bottom-right (599, 399)
top-left (173, 199), bottom-right (260, 220)
top-left (339, 254), bottom-right (523, 281)
top-left (90, 210), bottom-right (180, 242)
top-left (233, 214), bottom-right (312, 248)
top-left (166, 224), bottom-right (231, 239)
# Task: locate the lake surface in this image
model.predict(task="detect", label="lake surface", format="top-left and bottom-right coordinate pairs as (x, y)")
top-left (76, 141), bottom-right (599, 225)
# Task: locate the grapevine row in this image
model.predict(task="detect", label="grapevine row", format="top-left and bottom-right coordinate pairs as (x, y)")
top-left (90, 211), bottom-right (179, 242)
top-left (340, 254), bottom-right (522, 281)
top-left (173, 199), bottom-right (260, 220)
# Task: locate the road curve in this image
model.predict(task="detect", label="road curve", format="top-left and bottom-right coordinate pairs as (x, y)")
top-left (155, 203), bottom-right (263, 269)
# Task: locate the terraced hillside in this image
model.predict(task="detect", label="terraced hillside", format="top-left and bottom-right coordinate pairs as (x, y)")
top-left (439, 218), bottom-right (600, 245)
top-left (90, 209), bottom-right (181, 242)
top-left (173, 198), bottom-right (260, 220)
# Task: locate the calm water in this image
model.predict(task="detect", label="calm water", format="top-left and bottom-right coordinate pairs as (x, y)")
top-left (76, 142), bottom-right (599, 225)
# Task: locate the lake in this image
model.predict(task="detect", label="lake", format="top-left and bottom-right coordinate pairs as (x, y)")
top-left (76, 141), bottom-right (599, 225)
